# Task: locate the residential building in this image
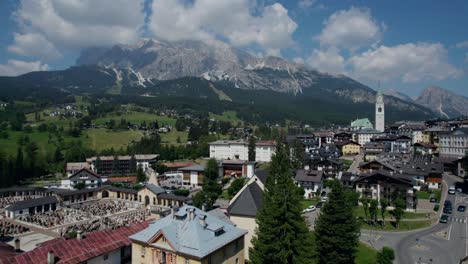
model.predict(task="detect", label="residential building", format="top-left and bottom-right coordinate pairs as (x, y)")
top-left (294, 170), bottom-right (323, 199)
top-left (209, 139), bottom-right (276, 162)
top-left (353, 128), bottom-right (382, 145)
top-left (362, 142), bottom-right (385, 161)
top-left (439, 128), bottom-right (468, 158)
top-left (414, 142), bottom-right (437, 155)
top-left (65, 162), bottom-right (90, 177)
top-left (60, 168), bottom-right (106, 189)
top-left (179, 164), bottom-right (207, 187)
top-left (5, 221), bottom-right (149, 264)
top-left (86, 154), bottom-right (159, 176)
top-left (219, 160), bottom-right (255, 178)
top-left (354, 171), bottom-right (417, 211)
top-left (137, 184), bottom-right (190, 208)
top-left (341, 141), bottom-right (361, 156)
top-left (129, 206), bottom-right (247, 264)
top-left (227, 173), bottom-right (266, 261)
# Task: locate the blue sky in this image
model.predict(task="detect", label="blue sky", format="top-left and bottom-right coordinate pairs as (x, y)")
top-left (0, 0), bottom-right (467, 97)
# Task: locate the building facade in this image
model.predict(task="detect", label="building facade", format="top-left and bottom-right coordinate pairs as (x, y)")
top-left (209, 139), bottom-right (275, 162)
top-left (439, 128), bottom-right (468, 158)
top-left (375, 91), bottom-right (385, 132)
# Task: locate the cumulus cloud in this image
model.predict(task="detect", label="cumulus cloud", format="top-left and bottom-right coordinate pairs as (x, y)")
top-left (0, 60), bottom-right (49, 76)
top-left (315, 7), bottom-right (383, 51)
top-left (9, 0), bottom-right (145, 56)
top-left (348, 42), bottom-right (462, 83)
top-left (149, 0), bottom-right (297, 52)
top-left (306, 48), bottom-right (345, 74)
top-left (8, 33), bottom-right (61, 60)
top-left (298, 0), bottom-right (317, 8)
top-left (456, 41), bottom-right (468, 49)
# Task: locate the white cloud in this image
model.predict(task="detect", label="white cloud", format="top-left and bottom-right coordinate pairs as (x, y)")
top-left (149, 0), bottom-right (297, 52)
top-left (456, 41), bottom-right (468, 49)
top-left (348, 42), bottom-right (462, 83)
top-left (298, 0), bottom-right (317, 8)
top-left (0, 60), bottom-right (49, 76)
top-left (10, 0), bottom-right (145, 54)
top-left (315, 7), bottom-right (382, 51)
top-left (293, 57), bottom-right (305, 64)
top-left (306, 48), bottom-right (345, 74)
top-left (8, 33), bottom-right (61, 60)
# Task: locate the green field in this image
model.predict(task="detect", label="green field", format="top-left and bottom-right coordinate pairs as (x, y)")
top-left (356, 242), bottom-right (378, 264)
top-left (360, 219), bottom-right (433, 231)
top-left (209, 111), bottom-right (242, 124)
top-left (84, 129), bottom-right (144, 151)
top-left (354, 206), bottom-right (428, 220)
top-left (301, 198), bottom-right (320, 210)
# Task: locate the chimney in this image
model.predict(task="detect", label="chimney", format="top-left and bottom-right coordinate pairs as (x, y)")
top-left (189, 208), bottom-right (195, 220)
top-left (170, 206), bottom-right (175, 217)
top-left (14, 238), bottom-right (20, 252)
top-left (202, 204), bottom-right (206, 212)
top-left (77, 230), bottom-right (83, 240)
top-left (199, 214), bottom-right (207, 228)
top-left (47, 251), bottom-right (55, 264)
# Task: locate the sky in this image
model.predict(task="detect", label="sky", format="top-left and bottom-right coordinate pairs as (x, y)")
top-left (0, 0), bottom-right (467, 97)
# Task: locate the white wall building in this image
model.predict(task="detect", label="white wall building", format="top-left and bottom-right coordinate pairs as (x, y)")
top-left (209, 139), bottom-right (276, 162)
top-left (353, 129), bottom-right (382, 145)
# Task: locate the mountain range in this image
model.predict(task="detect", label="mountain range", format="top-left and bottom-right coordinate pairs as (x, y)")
top-left (2, 38), bottom-right (460, 124)
top-left (415, 86), bottom-right (468, 118)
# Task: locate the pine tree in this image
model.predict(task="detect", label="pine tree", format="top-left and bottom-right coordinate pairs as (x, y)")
top-left (314, 181), bottom-right (360, 264)
top-left (137, 164), bottom-right (146, 182)
top-left (250, 142), bottom-right (315, 264)
top-left (15, 147), bottom-right (24, 180)
top-left (380, 198), bottom-right (389, 226)
top-left (129, 154), bottom-right (137, 173)
top-left (376, 247), bottom-right (395, 264)
top-left (291, 139), bottom-right (304, 169)
top-left (248, 136), bottom-right (256, 162)
top-left (202, 158), bottom-right (222, 210)
top-left (369, 199), bottom-right (378, 223)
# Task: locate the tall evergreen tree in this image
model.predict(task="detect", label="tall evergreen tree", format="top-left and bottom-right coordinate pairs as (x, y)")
top-left (137, 164), bottom-right (146, 183)
top-left (314, 181), bottom-right (360, 264)
top-left (291, 139), bottom-right (304, 169)
top-left (250, 142), bottom-right (315, 264)
top-left (248, 136), bottom-right (256, 162)
top-left (129, 154), bottom-right (137, 173)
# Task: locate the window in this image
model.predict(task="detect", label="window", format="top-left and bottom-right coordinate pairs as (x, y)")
top-left (141, 246), bottom-right (146, 257)
top-left (103, 254), bottom-right (109, 260)
top-left (162, 236), bottom-right (167, 242)
top-left (185, 258), bottom-right (190, 264)
top-left (236, 258), bottom-right (239, 264)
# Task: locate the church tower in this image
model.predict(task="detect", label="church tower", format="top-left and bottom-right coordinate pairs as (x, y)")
top-left (375, 90), bottom-right (385, 132)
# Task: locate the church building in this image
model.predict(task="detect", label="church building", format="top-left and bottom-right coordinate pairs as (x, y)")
top-left (375, 90), bottom-right (385, 132)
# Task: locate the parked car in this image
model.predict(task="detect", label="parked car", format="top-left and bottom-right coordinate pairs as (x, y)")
top-left (302, 206), bottom-right (316, 213)
top-left (443, 206), bottom-right (452, 214)
top-left (315, 202), bottom-right (324, 208)
top-left (458, 205), bottom-right (466, 212)
top-left (448, 186), bottom-right (456, 195)
top-left (320, 196), bottom-right (329, 202)
top-left (439, 214), bottom-right (449, 223)
top-left (429, 194), bottom-right (437, 203)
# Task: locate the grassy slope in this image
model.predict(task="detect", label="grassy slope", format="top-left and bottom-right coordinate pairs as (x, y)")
top-left (356, 242), bottom-right (378, 264)
top-left (93, 111), bottom-right (177, 126)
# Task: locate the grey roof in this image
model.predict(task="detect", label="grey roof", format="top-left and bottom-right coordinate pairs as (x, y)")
top-left (0, 187), bottom-right (47, 194)
top-left (68, 168), bottom-right (101, 180)
top-left (6, 196), bottom-right (58, 211)
top-left (294, 170), bottom-right (323, 183)
top-left (178, 164), bottom-right (206, 172)
top-left (47, 187), bottom-right (100, 196)
top-left (158, 193), bottom-right (191, 202)
top-left (227, 181), bottom-right (263, 217)
top-left (254, 170), bottom-right (268, 185)
top-left (355, 128), bottom-right (382, 134)
top-left (207, 208), bottom-right (234, 225)
top-left (144, 184), bottom-right (166, 195)
top-left (209, 139), bottom-right (246, 145)
top-left (101, 185), bottom-right (138, 194)
top-left (129, 205), bottom-right (247, 259)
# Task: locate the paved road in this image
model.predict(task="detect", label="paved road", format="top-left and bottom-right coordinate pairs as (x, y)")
top-left (395, 173), bottom-right (466, 264)
top-left (348, 154), bottom-right (363, 173)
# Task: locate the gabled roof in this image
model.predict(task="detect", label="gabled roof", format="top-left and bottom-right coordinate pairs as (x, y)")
top-left (142, 184), bottom-right (166, 195)
top-left (294, 170), bottom-right (323, 183)
top-left (178, 164), bottom-right (206, 172)
top-left (6, 196), bottom-right (58, 211)
top-left (130, 206), bottom-right (246, 259)
top-left (68, 168), bottom-right (101, 180)
top-left (7, 221), bottom-right (149, 264)
top-left (227, 181), bottom-right (263, 217)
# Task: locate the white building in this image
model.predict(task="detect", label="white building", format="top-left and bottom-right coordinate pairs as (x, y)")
top-left (294, 170), bottom-right (323, 199)
top-left (375, 90), bottom-right (385, 132)
top-left (209, 139), bottom-right (276, 162)
top-left (439, 128), bottom-right (468, 158)
top-left (60, 168), bottom-right (107, 189)
top-left (353, 128), bottom-right (382, 145)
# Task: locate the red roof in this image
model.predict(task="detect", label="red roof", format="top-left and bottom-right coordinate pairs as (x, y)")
top-left (106, 176), bottom-right (137, 183)
top-left (6, 221), bottom-right (150, 264)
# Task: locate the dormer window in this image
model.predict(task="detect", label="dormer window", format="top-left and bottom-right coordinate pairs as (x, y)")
top-left (214, 229), bottom-right (225, 236)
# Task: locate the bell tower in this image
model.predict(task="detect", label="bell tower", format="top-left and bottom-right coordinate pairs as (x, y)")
top-left (375, 86), bottom-right (385, 132)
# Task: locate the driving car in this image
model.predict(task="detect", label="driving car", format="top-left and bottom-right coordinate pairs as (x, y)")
top-left (439, 214), bottom-right (449, 223)
top-left (448, 186), bottom-right (456, 195)
top-left (458, 205), bottom-right (466, 212)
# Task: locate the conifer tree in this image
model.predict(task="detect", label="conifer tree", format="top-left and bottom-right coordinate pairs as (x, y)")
top-left (250, 142), bottom-right (315, 264)
top-left (314, 181), bottom-right (360, 264)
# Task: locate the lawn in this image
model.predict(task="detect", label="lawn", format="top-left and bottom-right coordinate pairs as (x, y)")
top-left (417, 189), bottom-right (442, 200)
top-left (160, 130), bottom-right (188, 145)
top-left (301, 198), bottom-right (320, 210)
top-left (0, 130), bottom-right (65, 157)
top-left (354, 206), bottom-right (428, 220)
top-left (83, 129), bottom-right (144, 151)
top-left (360, 219), bottom-right (433, 231)
top-left (356, 242), bottom-right (378, 264)
top-left (209, 111), bottom-right (242, 124)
